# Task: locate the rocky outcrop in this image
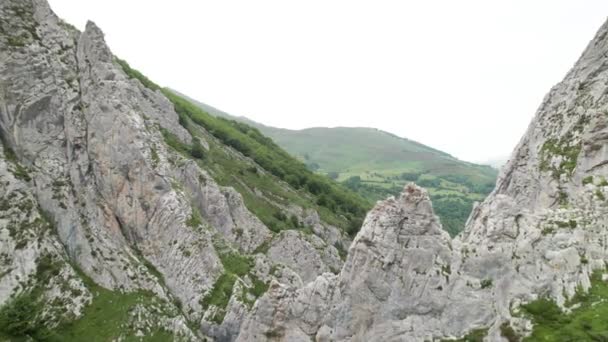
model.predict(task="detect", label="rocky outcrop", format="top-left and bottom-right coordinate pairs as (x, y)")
top-left (237, 184), bottom-right (464, 341)
top-left (0, 0), bottom-right (350, 340)
top-left (3, 0), bottom-right (608, 341)
top-left (0, 144), bottom-right (91, 327)
top-left (236, 15), bottom-right (608, 342)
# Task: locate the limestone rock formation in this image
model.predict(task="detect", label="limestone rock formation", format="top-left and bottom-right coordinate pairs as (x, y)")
top-left (237, 15), bottom-right (608, 342)
top-left (0, 0), bottom-right (347, 340)
top-left (2, 0), bottom-right (608, 341)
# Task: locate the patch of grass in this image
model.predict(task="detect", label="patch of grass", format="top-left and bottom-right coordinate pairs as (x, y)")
top-left (557, 190), bottom-right (569, 206)
top-left (115, 58), bottom-right (161, 91)
top-left (539, 137), bottom-right (581, 180)
top-left (186, 206), bottom-right (203, 229)
top-left (200, 251), bottom-right (268, 322)
top-left (52, 265), bottom-right (176, 341)
top-left (480, 278), bottom-right (493, 289)
top-left (240, 274), bottom-right (269, 308)
top-left (150, 146), bottom-right (160, 167)
top-left (0, 290), bottom-right (49, 340)
top-left (342, 172), bottom-right (496, 236)
top-left (443, 328), bottom-right (488, 342)
top-left (596, 189), bottom-right (606, 201)
top-left (220, 252), bottom-right (253, 276)
top-left (522, 272), bottom-right (608, 341)
top-left (160, 127), bottom-right (190, 156)
top-left (0, 254), bottom-right (177, 341)
top-left (119, 61), bottom-right (368, 236)
top-left (0, 135), bottom-right (31, 181)
top-left (582, 176), bottom-right (594, 185)
top-left (554, 220), bottom-right (577, 229)
top-left (248, 274), bottom-right (269, 299)
top-left (54, 290), bottom-right (174, 341)
top-left (500, 322), bottom-right (520, 342)
top-left (162, 89), bottom-right (370, 235)
top-left (200, 273), bottom-right (236, 312)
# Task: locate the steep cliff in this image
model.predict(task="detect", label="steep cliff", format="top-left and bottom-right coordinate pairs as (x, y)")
top-left (236, 15), bottom-right (608, 342)
top-left (2, 0), bottom-right (608, 341)
top-left (0, 0), bottom-right (354, 340)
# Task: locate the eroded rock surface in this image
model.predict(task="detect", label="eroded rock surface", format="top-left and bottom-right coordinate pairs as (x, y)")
top-left (2, 0), bottom-right (608, 341)
top-left (0, 0), bottom-right (351, 340)
top-left (237, 16), bottom-right (608, 342)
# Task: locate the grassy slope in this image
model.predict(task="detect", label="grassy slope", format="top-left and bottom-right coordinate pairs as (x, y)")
top-left (0, 57), bottom-right (374, 340)
top-left (115, 61), bottom-right (369, 237)
top-left (519, 271), bottom-right (608, 341)
top-left (174, 91), bottom-right (498, 236)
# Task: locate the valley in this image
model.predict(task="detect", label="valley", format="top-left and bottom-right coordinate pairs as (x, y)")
top-left (177, 92), bottom-right (498, 236)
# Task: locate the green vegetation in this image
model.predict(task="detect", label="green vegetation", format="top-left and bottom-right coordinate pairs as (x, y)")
top-left (582, 176), bottom-right (594, 185)
top-left (1, 2), bottom-right (40, 48)
top-left (500, 322), bottom-right (519, 342)
top-left (186, 206), bottom-right (203, 229)
top-left (554, 220), bottom-right (577, 229)
top-left (160, 89), bottom-right (369, 236)
top-left (200, 273), bottom-right (237, 322)
top-left (442, 328), bottom-right (488, 342)
top-left (0, 254), bottom-right (63, 340)
top-left (119, 64), bottom-right (497, 237)
top-left (220, 252), bottom-right (254, 276)
top-left (118, 56), bottom-right (369, 234)
top-left (539, 136), bottom-right (581, 180)
top-left (191, 137), bottom-right (206, 159)
top-left (53, 290), bottom-right (174, 341)
top-left (174, 91), bottom-right (498, 236)
top-left (521, 272), bottom-right (608, 341)
top-left (200, 250), bottom-right (268, 323)
top-left (480, 278), bottom-right (493, 289)
top-left (150, 146), bottom-right (160, 167)
top-left (0, 133), bottom-right (31, 181)
top-left (114, 58), bottom-right (161, 91)
top-left (0, 289), bottom-right (45, 339)
top-left (0, 255), bottom-right (177, 341)
top-left (342, 172), bottom-right (494, 236)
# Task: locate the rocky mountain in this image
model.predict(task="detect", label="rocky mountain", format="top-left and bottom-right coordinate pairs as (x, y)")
top-left (1, 1), bottom-right (608, 341)
top-left (0, 0), bottom-right (363, 340)
top-left (173, 91), bottom-right (498, 237)
top-left (236, 16), bottom-right (608, 341)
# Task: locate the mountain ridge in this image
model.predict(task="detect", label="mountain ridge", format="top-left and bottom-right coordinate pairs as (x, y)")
top-left (171, 89), bottom-right (466, 163)
top-left (1, 1), bottom-right (608, 341)
top-left (171, 89), bottom-right (498, 236)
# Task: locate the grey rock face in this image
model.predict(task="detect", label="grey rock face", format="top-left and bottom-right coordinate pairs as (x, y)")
top-left (0, 145), bottom-right (91, 325)
top-left (3, 0), bottom-right (608, 341)
top-left (235, 16), bottom-right (608, 342)
top-left (267, 230), bottom-right (342, 284)
top-left (177, 162), bottom-right (272, 254)
top-left (0, 0), bottom-right (350, 340)
top-left (237, 185), bottom-right (458, 341)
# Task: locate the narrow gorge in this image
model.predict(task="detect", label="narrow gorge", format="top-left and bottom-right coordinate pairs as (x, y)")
top-left (1, 1), bottom-right (608, 341)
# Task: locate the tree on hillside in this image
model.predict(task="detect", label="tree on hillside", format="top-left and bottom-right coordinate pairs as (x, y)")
top-left (191, 137), bottom-right (205, 159)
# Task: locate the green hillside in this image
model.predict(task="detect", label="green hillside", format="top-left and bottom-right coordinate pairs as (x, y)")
top-left (173, 91), bottom-right (498, 236)
top-left (115, 61), bottom-right (370, 239)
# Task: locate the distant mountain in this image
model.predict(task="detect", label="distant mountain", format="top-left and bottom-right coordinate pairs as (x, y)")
top-left (173, 90), bottom-right (498, 236)
top-left (480, 156), bottom-right (509, 169)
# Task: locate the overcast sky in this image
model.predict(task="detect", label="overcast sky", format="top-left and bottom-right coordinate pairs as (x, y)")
top-left (47, 0), bottom-right (608, 164)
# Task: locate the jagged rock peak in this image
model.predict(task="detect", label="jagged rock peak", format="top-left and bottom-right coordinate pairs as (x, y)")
top-left (363, 183), bottom-right (446, 235)
top-left (1, 0), bottom-right (351, 340)
top-left (80, 20), bottom-right (113, 63)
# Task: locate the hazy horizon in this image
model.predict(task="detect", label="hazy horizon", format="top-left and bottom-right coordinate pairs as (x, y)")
top-left (47, 0), bottom-right (608, 163)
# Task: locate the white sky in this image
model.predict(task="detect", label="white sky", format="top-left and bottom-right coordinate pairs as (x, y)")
top-left (47, 0), bottom-right (608, 163)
